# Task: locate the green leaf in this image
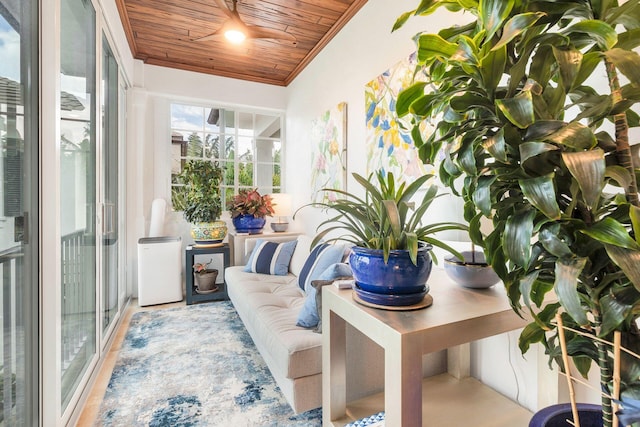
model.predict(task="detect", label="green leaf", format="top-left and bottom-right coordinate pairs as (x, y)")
top-left (561, 149), bottom-right (605, 210)
top-left (599, 292), bottom-right (632, 337)
top-left (605, 165), bottom-right (633, 189)
top-left (631, 205), bottom-right (640, 245)
top-left (472, 176), bottom-right (496, 217)
top-left (496, 91), bottom-right (535, 129)
top-left (416, 34), bottom-right (458, 62)
top-left (491, 12), bottom-right (546, 51)
top-left (539, 227), bottom-right (573, 258)
top-left (479, 0), bottom-right (513, 41)
top-left (480, 45), bottom-right (506, 93)
top-left (397, 82), bottom-right (428, 117)
top-left (545, 122), bottom-right (597, 150)
top-left (519, 175), bottom-right (561, 220)
top-left (483, 128), bottom-right (507, 162)
top-left (552, 46), bottom-right (582, 93)
top-left (519, 271), bottom-right (540, 311)
top-left (604, 245), bottom-right (640, 291)
top-left (574, 52), bottom-right (603, 88)
top-left (519, 142), bottom-right (559, 167)
top-left (524, 120), bottom-right (565, 141)
top-left (581, 217), bottom-right (640, 250)
top-left (554, 257), bottom-right (589, 327)
top-left (453, 35), bottom-right (479, 65)
top-left (614, 29), bottom-right (640, 50)
top-left (503, 210), bottom-right (535, 267)
top-left (604, 48), bottom-right (640, 88)
top-left (392, 10), bottom-right (415, 32)
top-left (519, 322), bottom-right (546, 354)
top-left (562, 20), bottom-right (618, 50)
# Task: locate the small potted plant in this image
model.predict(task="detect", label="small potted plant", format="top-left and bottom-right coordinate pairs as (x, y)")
top-left (228, 189), bottom-right (275, 234)
top-left (176, 160), bottom-right (227, 245)
top-left (193, 258), bottom-right (218, 293)
top-left (296, 170), bottom-right (467, 307)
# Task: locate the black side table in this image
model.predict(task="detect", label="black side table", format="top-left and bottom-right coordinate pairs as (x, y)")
top-left (185, 243), bottom-right (230, 305)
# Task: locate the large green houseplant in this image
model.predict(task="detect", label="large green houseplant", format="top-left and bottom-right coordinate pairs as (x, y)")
top-left (177, 159), bottom-right (227, 244)
top-left (395, 0), bottom-right (640, 425)
top-left (298, 169), bottom-right (467, 306)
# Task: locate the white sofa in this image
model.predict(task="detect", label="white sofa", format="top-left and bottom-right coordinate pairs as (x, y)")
top-left (225, 234), bottom-right (385, 414)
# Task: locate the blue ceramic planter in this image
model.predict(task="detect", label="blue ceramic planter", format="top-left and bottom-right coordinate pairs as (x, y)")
top-left (232, 214), bottom-right (266, 234)
top-left (349, 244), bottom-right (433, 306)
top-left (529, 403), bottom-right (602, 427)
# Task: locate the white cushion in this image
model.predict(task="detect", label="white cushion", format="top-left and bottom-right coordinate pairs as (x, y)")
top-left (289, 235), bottom-right (313, 277)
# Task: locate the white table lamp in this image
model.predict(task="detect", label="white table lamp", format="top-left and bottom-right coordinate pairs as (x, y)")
top-left (270, 193), bottom-right (293, 232)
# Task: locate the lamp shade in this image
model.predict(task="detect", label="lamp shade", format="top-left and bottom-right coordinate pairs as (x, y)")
top-left (270, 193), bottom-right (293, 218)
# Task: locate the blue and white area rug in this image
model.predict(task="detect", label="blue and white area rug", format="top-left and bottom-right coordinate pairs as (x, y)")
top-left (95, 302), bottom-right (322, 426)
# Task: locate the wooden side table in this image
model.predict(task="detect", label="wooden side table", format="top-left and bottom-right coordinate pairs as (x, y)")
top-left (185, 244), bottom-right (230, 305)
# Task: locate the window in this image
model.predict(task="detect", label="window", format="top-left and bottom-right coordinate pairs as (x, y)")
top-left (170, 103), bottom-right (283, 211)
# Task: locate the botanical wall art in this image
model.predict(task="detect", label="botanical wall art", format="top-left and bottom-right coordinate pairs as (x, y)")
top-left (310, 102), bottom-right (347, 203)
top-left (365, 52), bottom-right (436, 184)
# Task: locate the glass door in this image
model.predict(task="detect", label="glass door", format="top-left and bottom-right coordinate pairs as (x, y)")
top-left (0, 0), bottom-right (38, 424)
top-left (101, 34), bottom-right (119, 337)
top-left (59, 0), bottom-right (97, 411)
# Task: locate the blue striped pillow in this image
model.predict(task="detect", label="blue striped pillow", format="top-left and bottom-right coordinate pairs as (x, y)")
top-left (297, 243), bottom-right (347, 291)
top-left (243, 239), bottom-right (298, 275)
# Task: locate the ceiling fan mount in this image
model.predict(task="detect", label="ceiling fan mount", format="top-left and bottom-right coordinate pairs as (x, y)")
top-left (194, 0), bottom-right (298, 46)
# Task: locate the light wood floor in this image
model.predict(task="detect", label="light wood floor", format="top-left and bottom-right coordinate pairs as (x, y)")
top-left (74, 298), bottom-right (186, 427)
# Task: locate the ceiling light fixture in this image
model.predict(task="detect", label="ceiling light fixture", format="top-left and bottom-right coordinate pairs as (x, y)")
top-left (224, 28), bottom-right (246, 44)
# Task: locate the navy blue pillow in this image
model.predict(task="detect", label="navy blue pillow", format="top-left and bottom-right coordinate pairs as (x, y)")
top-left (243, 239), bottom-right (298, 275)
top-left (297, 243), bottom-right (346, 291)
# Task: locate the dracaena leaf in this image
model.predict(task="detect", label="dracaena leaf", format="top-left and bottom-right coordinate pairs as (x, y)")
top-left (480, 45), bottom-right (506, 93)
top-left (416, 34), bottom-right (458, 62)
top-left (479, 0), bottom-right (513, 41)
top-left (492, 12), bottom-right (546, 51)
top-left (519, 142), bottom-right (559, 169)
top-left (545, 122), bottom-right (597, 150)
top-left (562, 20), bottom-right (617, 50)
top-left (553, 46), bottom-right (583, 92)
top-left (472, 176), bottom-right (496, 217)
top-left (539, 227), bottom-right (573, 258)
top-left (396, 82), bottom-right (428, 117)
top-left (604, 48), bottom-right (640, 88)
top-left (483, 128), bottom-right (507, 162)
top-left (519, 175), bottom-right (561, 220)
top-left (503, 209), bottom-right (535, 267)
top-left (561, 149), bottom-right (605, 210)
top-left (605, 165), bottom-right (632, 189)
top-left (554, 257), bottom-right (589, 327)
top-left (631, 205), bottom-right (640, 245)
top-left (599, 292), bottom-right (632, 337)
top-left (496, 91), bottom-right (535, 129)
top-left (581, 217), bottom-right (640, 250)
top-left (604, 244), bottom-right (640, 292)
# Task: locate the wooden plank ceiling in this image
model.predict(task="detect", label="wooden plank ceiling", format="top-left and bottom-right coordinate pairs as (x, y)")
top-left (115, 0), bottom-right (368, 86)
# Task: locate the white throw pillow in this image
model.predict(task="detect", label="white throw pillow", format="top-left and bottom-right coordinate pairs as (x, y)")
top-left (289, 235), bottom-right (314, 277)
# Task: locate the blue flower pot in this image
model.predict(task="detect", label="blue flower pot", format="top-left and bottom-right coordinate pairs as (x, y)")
top-left (232, 214), bottom-right (266, 234)
top-left (529, 403), bottom-right (603, 427)
top-left (349, 244), bottom-right (433, 306)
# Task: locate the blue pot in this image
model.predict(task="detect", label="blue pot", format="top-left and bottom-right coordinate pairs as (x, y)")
top-left (232, 214), bottom-right (266, 234)
top-left (529, 403), bottom-right (602, 427)
top-left (349, 244), bottom-right (433, 306)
